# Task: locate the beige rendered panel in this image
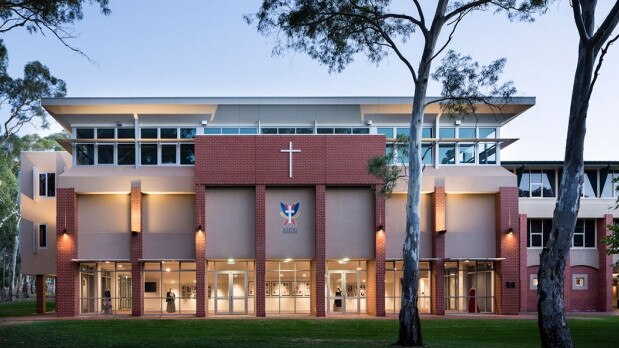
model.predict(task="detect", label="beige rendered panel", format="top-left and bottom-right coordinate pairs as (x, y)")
top-left (385, 194), bottom-right (432, 259)
top-left (143, 194), bottom-right (196, 260)
top-left (77, 194), bottom-right (131, 260)
top-left (325, 187), bottom-right (374, 259)
top-left (265, 188), bottom-right (315, 259)
top-left (205, 187), bottom-right (255, 259)
top-left (520, 198), bottom-right (618, 218)
top-left (570, 249), bottom-right (599, 269)
top-left (19, 219), bottom-right (57, 275)
top-left (445, 194), bottom-right (496, 258)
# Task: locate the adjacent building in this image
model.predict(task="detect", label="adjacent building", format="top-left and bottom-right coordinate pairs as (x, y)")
top-left (19, 97), bottom-right (618, 317)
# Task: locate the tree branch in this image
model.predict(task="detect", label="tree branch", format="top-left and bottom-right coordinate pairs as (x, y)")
top-left (412, 0), bottom-right (425, 28)
top-left (430, 10), bottom-right (468, 62)
top-left (444, 0), bottom-right (492, 22)
top-left (589, 33), bottom-right (619, 101)
top-left (591, 0), bottom-right (619, 52)
top-left (571, 0), bottom-right (592, 43)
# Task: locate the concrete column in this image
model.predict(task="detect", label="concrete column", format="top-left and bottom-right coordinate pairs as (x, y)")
top-left (255, 185), bottom-right (266, 317)
top-left (130, 182), bottom-right (143, 316)
top-left (56, 188), bottom-right (78, 317)
top-left (195, 185), bottom-right (206, 317)
top-left (35, 274), bottom-right (46, 314)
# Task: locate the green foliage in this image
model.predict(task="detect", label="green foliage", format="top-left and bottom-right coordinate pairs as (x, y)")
top-left (603, 177), bottom-right (619, 260)
top-left (368, 134), bottom-right (409, 195)
top-left (0, 39), bottom-right (67, 146)
top-left (431, 50), bottom-right (517, 114)
top-left (247, 1), bottom-right (546, 74)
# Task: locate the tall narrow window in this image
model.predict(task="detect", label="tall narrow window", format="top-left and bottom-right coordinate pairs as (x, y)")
top-left (38, 173), bottom-right (56, 197)
top-left (572, 219), bottom-right (596, 248)
top-left (39, 225), bottom-right (47, 248)
top-left (582, 170), bottom-right (598, 198)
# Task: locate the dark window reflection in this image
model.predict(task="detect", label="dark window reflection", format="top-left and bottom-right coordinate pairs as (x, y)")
top-left (141, 144), bottom-right (157, 165)
top-left (180, 144), bottom-right (195, 165)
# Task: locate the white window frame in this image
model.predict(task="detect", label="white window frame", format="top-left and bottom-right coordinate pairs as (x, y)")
top-left (572, 274), bottom-right (588, 290)
top-left (38, 173), bottom-right (56, 197)
top-left (581, 169), bottom-right (599, 199)
top-left (529, 274), bottom-right (538, 290)
top-left (528, 220), bottom-right (545, 249)
top-left (571, 219), bottom-right (596, 248)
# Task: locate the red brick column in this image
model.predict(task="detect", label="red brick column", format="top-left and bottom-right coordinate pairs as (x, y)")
top-left (431, 187), bottom-right (446, 315)
top-left (255, 185), bottom-right (266, 317)
top-left (495, 187), bottom-right (520, 315)
top-left (35, 274), bottom-right (46, 314)
top-left (564, 257), bottom-right (571, 311)
top-left (195, 185), bottom-right (206, 317)
top-left (368, 186), bottom-right (386, 316)
top-left (130, 183), bottom-right (143, 316)
top-left (519, 214), bottom-right (528, 312)
top-left (597, 214), bottom-right (613, 312)
top-left (56, 188), bottom-right (77, 317)
top-left (313, 185), bottom-right (326, 317)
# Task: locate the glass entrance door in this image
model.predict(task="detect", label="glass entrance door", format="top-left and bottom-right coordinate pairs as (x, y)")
top-left (327, 271), bottom-right (361, 314)
top-left (214, 271), bottom-right (247, 314)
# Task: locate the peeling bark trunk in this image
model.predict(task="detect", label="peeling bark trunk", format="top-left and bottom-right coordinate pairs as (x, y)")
top-left (8, 233), bottom-right (18, 301)
top-left (537, 1), bottom-right (618, 347)
top-left (398, 3), bottom-right (446, 346)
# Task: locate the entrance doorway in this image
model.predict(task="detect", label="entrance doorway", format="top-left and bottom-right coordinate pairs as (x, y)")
top-left (214, 271), bottom-right (247, 314)
top-left (327, 271), bottom-right (364, 314)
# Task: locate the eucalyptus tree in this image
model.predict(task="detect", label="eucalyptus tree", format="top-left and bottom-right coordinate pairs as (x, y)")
top-left (247, 1), bottom-right (544, 345)
top-left (537, 2), bottom-right (619, 347)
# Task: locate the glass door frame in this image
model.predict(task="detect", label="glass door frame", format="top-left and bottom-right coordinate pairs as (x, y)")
top-left (213, 270), bottom-right (248, 315)
top-left (326, 270), bottom-right (361, 314)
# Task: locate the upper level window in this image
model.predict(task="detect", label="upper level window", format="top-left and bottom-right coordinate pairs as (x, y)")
top-left (582, 170), bottom-right (598, 198)
top-left (519, 170), bottom-right (556, 198)
top-left (204, 127), bottom-right (258, 135)
top-left (316, 127), bottom-right (369, 134)
top-left (39, 224), bottom-right (47, 248)
top-left (458, 127), bottom-right (476, 138)
top-left (76, 128), bottom-right (94, 139)
top-left (439, 128), bottom-right (455, 139)
top-left (117, 128), bottom-right (135, 139)
top-left (479, 128), bottom-right (496, 138)
top-left (141, 128), bottom-right (158, 138)
top-left (527, 219), bottom-right (552, 248)
top-left (38, 173), bottom-right (55, 197)
top-left (573, 219), bottom-right (595, 248)
top-left (600, 171), bottom-right (617, 197)
top-left (97, 128), bottom-right (114, 139)
top-left (76, 144), bottom-right (94, 165)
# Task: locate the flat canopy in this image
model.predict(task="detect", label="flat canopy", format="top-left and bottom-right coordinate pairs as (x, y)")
top-left (42, 96), bottom-right (536, 131)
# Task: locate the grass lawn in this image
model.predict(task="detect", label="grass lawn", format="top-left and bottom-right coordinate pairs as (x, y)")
top-left (0, 316), bottom-right (618, 347)
top-left (0, 299), bottom-right (55, 318)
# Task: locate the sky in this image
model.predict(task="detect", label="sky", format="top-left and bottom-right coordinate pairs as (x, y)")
top-left (2, 1), bottom-right (618, 161)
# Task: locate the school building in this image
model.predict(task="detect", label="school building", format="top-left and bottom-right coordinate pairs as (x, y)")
top-left (19, 97), bottom-right (618, 317)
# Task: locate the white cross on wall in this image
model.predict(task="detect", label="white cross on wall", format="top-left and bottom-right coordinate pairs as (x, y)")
top-left (285, 205), bottom-right (295, 224)
top-left (280, 141), bottom-right (301, 178)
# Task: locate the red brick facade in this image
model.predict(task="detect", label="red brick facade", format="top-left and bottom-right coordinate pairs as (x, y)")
top-left (313, 185), bottom-right (326, 317)
top-left (255, 185), bottom-right (266, 317)
top-left (195, 185), bottom-right (206, 317)
top-left (431, 187), bottom-right (446, 315)
top-left (494, 187), bottom-right (520, 314)
top-left (597, 214), bottom-right (613, 312)
top-left (130, 184), bottom-right (143, 316)
top-left (35, 274), bottom-right (46, 314)
top-left (56, 188), bottom-right (78, 317)
top-left (368, 185), bottom-right (386, 316)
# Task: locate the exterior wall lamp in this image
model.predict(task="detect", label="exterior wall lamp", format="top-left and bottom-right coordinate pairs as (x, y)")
top-left (131, 230), bottom-right (139, 235)
top-left (506, 227), bottom-right (514, 235)
top-left (196, 225), bottom-right (203, 233)
top-left (437, 229), bottom-right (447, 235)
top-left (377, 225), bottom-right (384, 234)
top-left (62, 228), bottom-right (68, 235)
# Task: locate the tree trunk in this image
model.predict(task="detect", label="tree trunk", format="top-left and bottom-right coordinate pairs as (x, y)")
top-left (537, 2), bottom-right (600, 347)
top-left (8, 233), bottom-right (18, 301)
top-left (398, 3), bottom-right (446, 346)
